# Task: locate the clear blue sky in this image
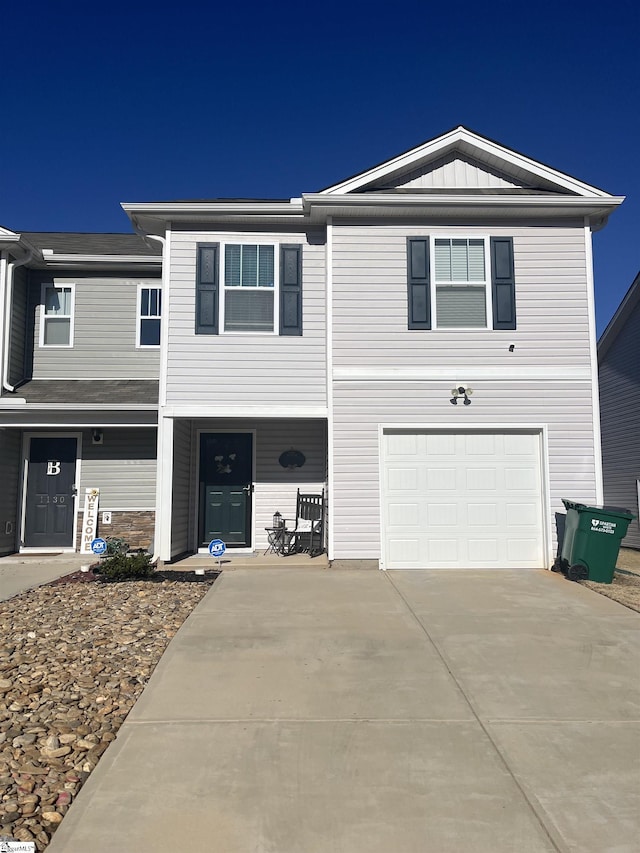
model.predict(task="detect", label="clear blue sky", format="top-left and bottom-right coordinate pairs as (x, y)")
top-left (2, 0), bottom-right (638, 334)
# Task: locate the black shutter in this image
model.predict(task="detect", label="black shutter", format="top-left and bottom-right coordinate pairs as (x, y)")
top-left (280, 244), bottom-right (302, 336)
top-left (491, 237), bottom-right (516, 330)
top-left (196, 244), bottom-right (219, 334)
top-left (407, 237), bottom-right (431, 329)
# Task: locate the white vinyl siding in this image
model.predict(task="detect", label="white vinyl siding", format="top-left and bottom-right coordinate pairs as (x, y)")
top-left (30, 276), bottom-right (161, 379)
top-left (331, 381), bottom-right (598, 563)
top-left (375, 155), bottom-right (521, 190)
top-left (171, 420), bottom-right (193, 557)
top-left (166, 230), bottom-right (326, 406)
top-left (169, 418), bottom-right (327, 553)
top-left (40, 284), bottom-right (74, 347)
top-left (332, 222), bottom-right (590, 369)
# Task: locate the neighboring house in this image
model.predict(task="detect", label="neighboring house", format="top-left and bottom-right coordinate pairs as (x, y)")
top-left (0, 231), bottom-right (162, 555)
top-left (0, 126), bottom-right (624, 568)
top-left (598, 271), bottom-right (640, 548)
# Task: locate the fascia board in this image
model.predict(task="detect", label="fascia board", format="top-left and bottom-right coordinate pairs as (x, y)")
top-left (43, 254), bottom-right (161, 266)
top-left (122, 201), bottom-right (304, 218)
top-left (0, 401), bottom-right (158, 410)
top-left (323, 127), bottom-right (614, 198)
top-left (303, 192), bottom-right (624, 216)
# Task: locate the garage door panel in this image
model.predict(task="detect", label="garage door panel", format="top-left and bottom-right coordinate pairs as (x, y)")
top-left (466, 469), bottom-right (496, 490)
top-left (382, 430), bottom-right (545, 569)
top-left (426, 503), bottom-right (458, 525)
top-left (427, 468), bottom-right (457, 489)
top-left (467, 504), bottom-right (497, 526)
top-left (388, 503), bottom-right (419, 526)
top-left (426, 434), bottom-right (456, 455)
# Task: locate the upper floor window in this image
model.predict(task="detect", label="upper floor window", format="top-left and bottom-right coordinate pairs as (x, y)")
top-left (434, 238), bottom-right (488, 328)
top-left (407, 236), bottom-right (516, 331)
top-left (195, 243), bottom-right (302, 337)
top-left (223, 244), bottom-right (275, 333)
top-left (40, 284), bottom-right (74, 347)
top-left (138, 286), bottom-right (162, 347)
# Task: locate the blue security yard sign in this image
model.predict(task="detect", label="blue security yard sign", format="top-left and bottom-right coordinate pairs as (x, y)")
top-left (209, 539), bottom-right (226, 558)
top-left (91, 537), bottom-right (108, 556)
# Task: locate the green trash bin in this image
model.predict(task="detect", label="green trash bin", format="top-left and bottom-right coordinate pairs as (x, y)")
top-left (555, 500), bottom-right (635, 584)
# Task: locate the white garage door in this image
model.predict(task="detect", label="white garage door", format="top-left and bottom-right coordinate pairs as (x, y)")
top-left (382, 430), bottom-right (545, 569)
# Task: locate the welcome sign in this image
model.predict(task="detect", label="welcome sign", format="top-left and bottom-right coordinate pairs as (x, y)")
top-left (80, 488), bottom-right (100, 553)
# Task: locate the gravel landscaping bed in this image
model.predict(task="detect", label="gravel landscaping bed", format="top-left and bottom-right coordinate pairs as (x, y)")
top-left (0, 570), bottom-right (217, 850)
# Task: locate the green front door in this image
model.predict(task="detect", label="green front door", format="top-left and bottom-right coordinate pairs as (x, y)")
top-left (199, 433), bottom-right (253, 547)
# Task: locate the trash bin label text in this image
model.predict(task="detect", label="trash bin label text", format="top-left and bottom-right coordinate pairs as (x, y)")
top-left (590, 519), bottom-right (616, 534)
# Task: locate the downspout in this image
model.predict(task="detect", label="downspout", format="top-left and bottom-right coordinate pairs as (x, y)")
top-left (130, 220), bottom-right (167, 566)
top-left (3, 248), bottom-right (35, 392)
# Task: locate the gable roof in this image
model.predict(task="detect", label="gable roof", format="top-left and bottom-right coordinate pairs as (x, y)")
top-left (598, 271), bottom-right (640, 359)
top-left (21, 232), bottom-right (162, 256)
top-left (122, 126), bottom-right (624, 232)
top-left (321, 126), bottom-right (612, 197)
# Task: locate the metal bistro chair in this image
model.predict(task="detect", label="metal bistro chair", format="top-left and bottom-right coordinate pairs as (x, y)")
top-left (281, 490), bottom-right (325, 557)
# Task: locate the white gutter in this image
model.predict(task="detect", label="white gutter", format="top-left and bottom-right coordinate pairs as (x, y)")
top-left (3, 248), bottom-right (35, 392)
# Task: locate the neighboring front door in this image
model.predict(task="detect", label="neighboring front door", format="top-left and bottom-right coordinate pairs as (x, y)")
top-left (24, 436), bottom-right (77, 548)
top-left (199, 433), bottom-right (253, 547)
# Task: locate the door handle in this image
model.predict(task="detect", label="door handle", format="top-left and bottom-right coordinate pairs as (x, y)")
top-left (242, 484), bottom-right (253, 493)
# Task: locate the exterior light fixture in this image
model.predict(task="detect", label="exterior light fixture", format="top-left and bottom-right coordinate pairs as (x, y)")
top-left (450, 386), bottom-right (472, 406)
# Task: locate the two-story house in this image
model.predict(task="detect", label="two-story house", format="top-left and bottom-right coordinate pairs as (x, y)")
top-left (0, 127), bottom-right (623, 568)
top-left (0, 231), bottom-right (162, 556)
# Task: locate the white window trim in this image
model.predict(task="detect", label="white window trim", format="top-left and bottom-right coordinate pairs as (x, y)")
top-left (39, 283), bottom-right (76, 348)
top-left (220, 241), bottom-right (279, 335)
top-left (430, 236), bottom-right (493, 330)
top-left (136, 284), bottom-right (162, 349)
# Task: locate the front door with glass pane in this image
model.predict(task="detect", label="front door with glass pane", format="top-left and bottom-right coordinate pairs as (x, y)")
top-left (24, 437), bottom-right (77, 548)
top-left (199, 433), bottom-right (253, 547)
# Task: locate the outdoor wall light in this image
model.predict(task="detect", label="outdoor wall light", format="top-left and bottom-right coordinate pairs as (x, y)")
top-left (450, 386), bottom-right (472, 406)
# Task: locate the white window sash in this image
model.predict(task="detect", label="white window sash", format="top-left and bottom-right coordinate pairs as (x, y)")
top-left (39, 283), bottom-right (75, 348)
top-left (220, 242), bottom-right (279, 334)
top-left (431, 237), bottom-right (492, 329)
top-left (136, 285), bottom-right (162, 348)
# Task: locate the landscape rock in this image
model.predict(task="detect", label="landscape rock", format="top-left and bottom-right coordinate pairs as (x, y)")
top-left (0, 571), bottom-right (215, 850)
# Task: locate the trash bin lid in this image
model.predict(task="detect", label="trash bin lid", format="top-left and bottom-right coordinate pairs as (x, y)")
top-left (561, 499), bottom-right (635, 520)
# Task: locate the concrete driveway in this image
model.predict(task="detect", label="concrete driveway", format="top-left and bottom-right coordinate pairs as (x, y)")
top-left (48, 568), bottom-right (640, 853)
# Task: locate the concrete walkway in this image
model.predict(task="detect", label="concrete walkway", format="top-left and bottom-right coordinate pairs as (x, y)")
top-left (0, 553), bottom-right (89, 601)
top-left (47, 569), bottom-right (639, 853)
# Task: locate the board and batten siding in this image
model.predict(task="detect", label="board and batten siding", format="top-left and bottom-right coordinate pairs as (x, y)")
top-left (78, 428), bottom-right (156, 508)
top-left (0, 429), bottom-right (21, 556)
top-left (171, 418), bottom-right (327, 552)
top-left (9, 266), bottom-right (28, 386)
top-left (28, 275), bottom-right (161, 379)
top-left (599, 301), bottom-right (640, 548)
top-left (165, 231), bottom-right (326, 406)
top-left (331, 382), bottom-right (598, 562)
top-left (377, 155), bottom-right (520, 190)
top-left (331, 222), bottom-right (591, 370)
top-left (171, 419), bottom-right (193, 557)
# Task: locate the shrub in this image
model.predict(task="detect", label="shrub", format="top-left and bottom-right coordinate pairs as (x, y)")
top-left (105, 536), bottom-right (129, 556)
top-left (97, 552), bottom-right (154, 581)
